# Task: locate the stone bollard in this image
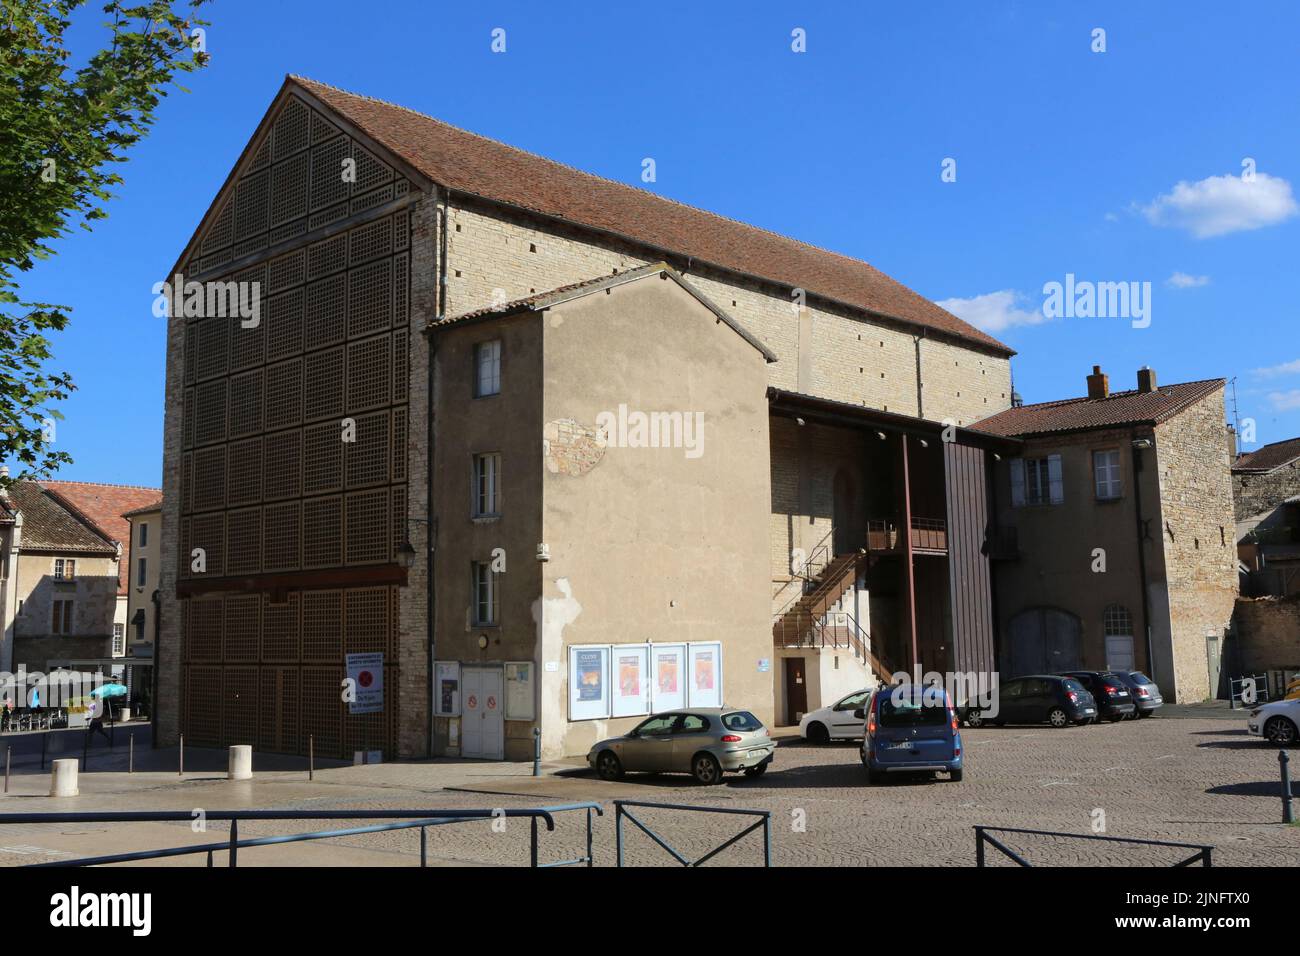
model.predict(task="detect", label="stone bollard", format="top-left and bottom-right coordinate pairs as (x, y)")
top-left (49, 758), bottom-right (79, 797)
top-left (228, 745), bottom-right (253, 781)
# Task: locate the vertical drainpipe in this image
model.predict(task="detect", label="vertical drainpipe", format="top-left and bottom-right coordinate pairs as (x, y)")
top-left (426, 189), bottom-right (448, 757)
top-left (913, 331), bottom-right (926, 420)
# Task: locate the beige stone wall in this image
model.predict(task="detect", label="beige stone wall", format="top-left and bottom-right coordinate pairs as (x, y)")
top-left (537, 275), bottom-right (773, 758)
top-left (427, 297), bottom-right (545, 761)
top-left (443, 201), bottom-right (1012, 421)
top-left (12, 552), bottom-right (118, 670)
top-left (992, 427), bottom-right (1170, 676)
top-left (1230, 595), bottom-right (1300, 673)
top-left (1152, 387), bottom-right (1238, 701)
top-left (1234, 462), bottom-right (1300, 524)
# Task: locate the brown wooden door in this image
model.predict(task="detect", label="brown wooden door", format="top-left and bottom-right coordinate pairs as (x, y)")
top-left (785, 658), bottom-right (808, 723)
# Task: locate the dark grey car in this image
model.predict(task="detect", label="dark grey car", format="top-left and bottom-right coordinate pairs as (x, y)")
top-left (587, 708), bottom-right (773, 785)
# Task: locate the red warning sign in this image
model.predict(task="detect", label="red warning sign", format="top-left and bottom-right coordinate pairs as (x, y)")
top-left (487, 696), bottom-right (497, 710)
top-left (467, 695), bottom-right (477, 710)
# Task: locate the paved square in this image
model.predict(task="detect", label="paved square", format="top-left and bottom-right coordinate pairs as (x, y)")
top-left (0, 711), bottom-right (1295, 866)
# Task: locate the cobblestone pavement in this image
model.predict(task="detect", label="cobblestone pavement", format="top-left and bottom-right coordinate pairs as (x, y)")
top-left (0, 714), bottom-right (1296, 866)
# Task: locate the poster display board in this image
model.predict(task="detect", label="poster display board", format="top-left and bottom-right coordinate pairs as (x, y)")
top-left (345, 653), bottom-right (384, 715)
top-left (505, 661), bottom-right (535, 721)
top-left (650, 643), bottom-right (686, 711)
top-left (611, 644), bottom-right (649, 718)
top-left (568, 645), bottom-right (610, 720)
top-left (688, 642), bottom-right (723, 708)
top-left (434, 661), bottom-right (460, 716)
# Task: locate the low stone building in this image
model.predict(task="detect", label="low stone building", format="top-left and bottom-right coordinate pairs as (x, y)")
top-left (975, 366), bottom-right (1239, 702)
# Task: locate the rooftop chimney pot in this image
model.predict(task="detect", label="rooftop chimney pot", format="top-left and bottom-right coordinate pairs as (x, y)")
top-left (1086, 365), bottom-right (1109, 400)
top-left (1137, 367), bottom-right (1157, 393)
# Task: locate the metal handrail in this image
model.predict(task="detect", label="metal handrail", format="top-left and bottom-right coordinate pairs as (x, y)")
top-left (773, 605), bottom-right (894, 683)
top-left (4, 803), bottom-right (604, 868)
top-left (974, 825), bottom-right (1213, 867)
top-left (614, 800), bottom-right (771, 867)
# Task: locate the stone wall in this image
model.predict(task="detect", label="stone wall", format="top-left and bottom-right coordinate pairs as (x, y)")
top-left (442, 200), bottom-right (1012, 425)
top-left (1231, 595), bottom-right (1300, 673)
top-left (1233, 462), bottom-right (1300, 523)
top-left (1153, 387), bottom-right (1238, 701)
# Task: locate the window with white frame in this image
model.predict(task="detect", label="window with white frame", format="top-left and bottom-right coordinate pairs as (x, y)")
top-left (474, 340), bottom-right (501, 397)
top-left (471, 561), bottom-right (499, 626)
top-left (1010, 455), bottom-right (1063, 506)
top-left (53, 558), bottom-right (76, 580)
top-left (112, 624), bottom-right (125, 656)
top-left (1093, 449), bottom-right (1123, 500)
top-left (473, 453), bottom-right (501, 517)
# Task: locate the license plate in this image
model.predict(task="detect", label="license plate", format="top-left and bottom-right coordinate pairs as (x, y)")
top-left (749, 749), bottom-right (768, 758)
top-left (1084, 708), bottom-right (1095, 714)
top-left (889, 742), bottom-right (912, 750)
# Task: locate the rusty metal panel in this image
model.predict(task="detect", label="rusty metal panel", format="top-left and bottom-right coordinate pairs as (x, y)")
top-left (944, 442), bottom-right (996, 675)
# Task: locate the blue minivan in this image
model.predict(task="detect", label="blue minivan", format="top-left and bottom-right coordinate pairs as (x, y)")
top-left (857, 684), bottom-right (963, 784)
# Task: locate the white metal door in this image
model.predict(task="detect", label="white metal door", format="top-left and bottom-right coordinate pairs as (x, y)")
top-left (462, 667), bottom-right (504, 759)
top-left (1105, 636), bottom-right (1135, 672)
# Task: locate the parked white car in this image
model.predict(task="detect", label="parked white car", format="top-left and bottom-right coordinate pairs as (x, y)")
top-left (799, 688), bottom-right (874, 743)
top-left (1247, 698), bottom-right (1300, 745)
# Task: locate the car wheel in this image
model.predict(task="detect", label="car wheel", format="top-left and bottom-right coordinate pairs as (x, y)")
top-left (1048, 707), bottom-right (1069, 728)
top-left (965, 711), bottom-right (984, 728)
top-left (692, 752), bottom-right (723, 785)
top-left (1265, 716), bottom-right (1299, 746)
top-left (1138, 710), bottom-right (1154, 718)
top-left (949, 768), bottom-right (963, 783)
top-left (743, 763), bottom-right (768, 778)
top-left (806, 722), bottom-right (830, 744)
top-left (596, 750), bottom-right (623, 781)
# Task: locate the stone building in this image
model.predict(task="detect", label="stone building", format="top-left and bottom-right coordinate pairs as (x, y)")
top-left (159, 76), bottom-right (1021, 760)
top-left (0, 482), bottom-right (121, 673)
top-left (1232, 436), bottom-right (1300, 598)
top-left (122, 500), bottom-right (162, 715)
top-left (976, 366), bottom-right (1239, 702)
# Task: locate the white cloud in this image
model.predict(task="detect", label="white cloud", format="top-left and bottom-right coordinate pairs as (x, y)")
top-left (935, 290), bottom-right (1046, 334)
top-left (1255, 358), bottom-right (1300, 379)
top-left (1141, 172), bottom-right (1298, 238)
top-left (1166, 271), bottom-right (1210, 288)
top-left (1267, 389), bottom-right (1300, 411)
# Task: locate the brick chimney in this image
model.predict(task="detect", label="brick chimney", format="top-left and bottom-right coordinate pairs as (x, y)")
top-left (1137, 366), bottom-right (1157, 393)
top-left (1086, 365), bottom-right (1109, 400)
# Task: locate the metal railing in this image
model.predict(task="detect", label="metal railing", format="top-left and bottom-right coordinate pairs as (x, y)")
top-left (614, 800), bottom-right (771, 867)
top-left (4, 803), bottom-right (603, 868)
top-left (1229, 673), bottom-right (1271, 708)
top-left (974, 825), bottom-right (1213, 867)
top-left (772, 607), bottom-right (894, 683)
top-left (866, 517), bottom-right (948, 553)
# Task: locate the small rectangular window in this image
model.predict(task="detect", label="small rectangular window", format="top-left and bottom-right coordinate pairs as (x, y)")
top-left (1093, 449), bottom-right (1123, 500)
top-left (1012, 454), bottom-right (1064, 506)
top-left (472, 561), bottom-right (499, 626)
top-left (473, 453), bottom-right (501, 516)
top-left (112, 624), bottom-right (125, 656)
top-left (474, 340), bottom-right (501, 397)
top-left (137, 557), bottom-right (148, 588)
top-left (51, 599), bottom-right (73, 635)
top-left (139, 522), bottom-right (148, 547)
top-left (53, 558), bottom-right (76, 580)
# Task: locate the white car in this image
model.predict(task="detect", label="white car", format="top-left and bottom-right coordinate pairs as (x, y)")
top-left (1247, 698), bottom-right (1300, 745)
top-left (799, 688), bottom-right (874, 743)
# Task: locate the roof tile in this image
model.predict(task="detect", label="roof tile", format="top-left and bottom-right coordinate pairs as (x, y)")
top-left (974, 379), bottom-right (1225, 438)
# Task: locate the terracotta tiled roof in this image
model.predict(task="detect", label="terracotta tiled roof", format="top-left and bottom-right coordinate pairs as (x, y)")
top-left (289, 76), bottom-right (1013, 357)
top-left (5, 482), bottom-right (118, 554)
top-left (122, 499), bottom-right (164, 519)
top-left (39, 481), bottom-right (161, 593)
top-left (973, 379), bottom-right (1225, 438)
top-left (1233, 436), bottom-right (1300, 473)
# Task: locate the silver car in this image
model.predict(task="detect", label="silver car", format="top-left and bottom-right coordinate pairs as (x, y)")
top-left (587, 708), bottom-right (774, 785)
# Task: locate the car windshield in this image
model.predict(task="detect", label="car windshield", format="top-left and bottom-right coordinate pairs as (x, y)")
top-left (877, 688), bottom-right (949, 726)
top-left (1129, 672), bottom-right (1153, 685)
top-left (722, 711), bottom-right (762, 732)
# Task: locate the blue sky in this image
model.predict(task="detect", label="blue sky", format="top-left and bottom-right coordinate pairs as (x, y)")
top-left (18, 0), bottom-right (1300, 486)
